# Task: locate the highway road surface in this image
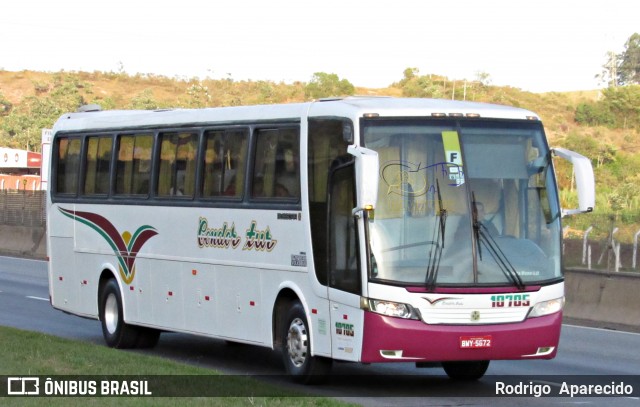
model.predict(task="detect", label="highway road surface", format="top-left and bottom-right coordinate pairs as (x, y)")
top-left (1, 256), bottom-right (639, 406)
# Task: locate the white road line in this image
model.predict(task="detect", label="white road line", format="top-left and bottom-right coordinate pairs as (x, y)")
top-left (564, 323), bottom-right (640, 336)
top-left (0, 255), bottom-right (47, 264)
top-left (26, 296), bottom-right (49, 301)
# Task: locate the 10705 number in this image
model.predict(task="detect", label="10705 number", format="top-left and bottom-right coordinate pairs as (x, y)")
top-left (491, 294), bottom-right (530, 307)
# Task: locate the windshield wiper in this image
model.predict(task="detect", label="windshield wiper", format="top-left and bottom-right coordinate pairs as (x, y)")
top-left (425, 179), bottom-right (447, 290)
top-left (471, 195), bottom-right (525, 290)
top-left (471, 193), bottom-right (483, 263)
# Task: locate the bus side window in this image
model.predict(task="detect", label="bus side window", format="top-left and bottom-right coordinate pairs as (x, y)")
top-left (55, 137), bottom-right (82, 195)
top-left (251, 127), bottom-right (300, 200)
top-left (115, 134), bottom-right (153, 196)
top-left (202, 129), bottom-right (248, 198)
top-left (157, 132), bottom-right (197, 198)
top-left (83, 135), bottom-right (112, 196)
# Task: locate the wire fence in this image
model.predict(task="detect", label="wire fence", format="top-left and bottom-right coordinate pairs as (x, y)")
top-left (0, 190), bottom-right (46, 227)
top-left (563, 213), bottom-right (640, 273)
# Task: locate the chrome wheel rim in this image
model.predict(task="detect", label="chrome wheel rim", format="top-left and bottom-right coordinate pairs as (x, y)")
top-left (104, 293), bottom-right (118, 334)
top-left (286, 317), bottom-right (308, 367)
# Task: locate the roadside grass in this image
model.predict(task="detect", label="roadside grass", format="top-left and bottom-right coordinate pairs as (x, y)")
top-left (0, 326), bottom-right (355, 407)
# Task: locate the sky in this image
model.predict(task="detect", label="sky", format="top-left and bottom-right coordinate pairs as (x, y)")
top-left (1, 0), bottom-right (638, 93)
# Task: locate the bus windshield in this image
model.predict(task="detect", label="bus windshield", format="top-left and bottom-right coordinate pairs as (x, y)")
top-left (364, 118), bottom-right (561, 287)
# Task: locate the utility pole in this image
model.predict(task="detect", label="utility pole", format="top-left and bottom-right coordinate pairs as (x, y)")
top-left (609, 51), bottom-right (618, 87)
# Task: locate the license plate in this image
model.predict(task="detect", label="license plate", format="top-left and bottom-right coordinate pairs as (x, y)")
top-left (460, 335), bottom-right (492, 349)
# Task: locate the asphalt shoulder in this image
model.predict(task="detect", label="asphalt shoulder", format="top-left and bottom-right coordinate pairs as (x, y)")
top-left (563, 316), bottom-right (640, 334)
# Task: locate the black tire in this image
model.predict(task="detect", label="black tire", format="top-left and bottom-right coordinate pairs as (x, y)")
top-left (442, 360), bottom-right (490, 381)
top-left (281, 301), bottom-right (331, 384)
top-left (99, 279), bottom-right (139, 348)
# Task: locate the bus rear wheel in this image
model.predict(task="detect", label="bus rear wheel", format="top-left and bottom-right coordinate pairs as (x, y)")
top-left (99, 278), bottom-right (140, 349)
top-left (442, 360), bottom-right (490, 380)
top-left (281, 301), bottom-right (331, 384)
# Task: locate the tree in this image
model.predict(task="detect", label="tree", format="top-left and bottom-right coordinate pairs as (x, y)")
top-left (183, 82), bottom-right (211, 108)
top-left (574, 102), bottom-right (614, 127)
top-left (397, 68), bottom-right (447, 98)
top-left (618, 33), bottom-right (640, 85)
top-left (475, 71), bottom-right (492, 87)
top-left (304, 73), bottom-right (354, 100)
top-left (574, 85), bottom-right (640, 129)
top-left (128, 89), bottom-right (163, 110)
top-left (0, 73), bottom-right (88, 150)
top-left (402, 67), bottom-right (419, 82)
top-left (601, 85), bottom-right (640, 129)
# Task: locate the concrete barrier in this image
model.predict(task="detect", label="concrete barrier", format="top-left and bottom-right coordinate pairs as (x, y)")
top-left (0, 225), bottom-right (46, 259)
top-left (564, 268), bottom-right (640, 329)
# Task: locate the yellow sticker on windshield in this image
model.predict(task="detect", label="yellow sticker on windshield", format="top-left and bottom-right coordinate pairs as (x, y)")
top-left (442, 131), bottom-right (464, 186)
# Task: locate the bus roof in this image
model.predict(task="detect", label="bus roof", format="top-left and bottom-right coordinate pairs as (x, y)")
top-left (51, 97), bottom-right (540, 133)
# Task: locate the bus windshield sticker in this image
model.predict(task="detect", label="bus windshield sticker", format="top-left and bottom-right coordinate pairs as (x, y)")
top-left (197, 218), bottom-right (241, 249)
top-left (58, 207), bottom-right (157, 285)
top-left (381, 161), bottom-right (464, 197)
top-left (442, 131), bottom-right (464, 186)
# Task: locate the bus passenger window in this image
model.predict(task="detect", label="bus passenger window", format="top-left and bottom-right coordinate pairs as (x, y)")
top-left (251, 128), bottom-right (300, 200)
top-left (83, 136), bottom-right (112, 196)
top-left (115, 134), bottom-right (153, 196)
top-left (157, 132), bottom-right (197, 198)
top-left (55, 137), bottom-right (82, 195)
top-left (202, 129), bottom-right (248, 198)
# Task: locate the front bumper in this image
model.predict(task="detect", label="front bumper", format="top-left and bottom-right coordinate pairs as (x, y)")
top-left (361, 310), bottom-right (562, 363)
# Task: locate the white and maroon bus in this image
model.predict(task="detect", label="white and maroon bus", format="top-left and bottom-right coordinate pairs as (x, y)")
top-left (47, 97), bottom-right (594, 382)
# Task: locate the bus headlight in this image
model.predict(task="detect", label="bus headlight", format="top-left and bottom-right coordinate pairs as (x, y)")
top-left (528, 297), bottom-right (564, 318)
top-left (362, 298), bottom-right (421, 320)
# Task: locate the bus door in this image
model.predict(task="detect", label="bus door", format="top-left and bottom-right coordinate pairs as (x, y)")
top-left (327, 162), bottom-right (363, 361)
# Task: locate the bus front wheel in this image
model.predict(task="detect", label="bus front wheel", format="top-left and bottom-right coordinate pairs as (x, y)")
top-left (442, 360), bottom-right (490, 380)
top-left (99, 279), bottom-right (139, 349)
top-left (281, 301), bottom-right (331, 383)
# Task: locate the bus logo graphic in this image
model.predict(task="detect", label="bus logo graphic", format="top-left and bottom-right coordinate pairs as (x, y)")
top-left (7, 377), bottom-right (40, 395)
top-left (423, 296), bottom-right (462, 306)
top-left (243, 221), bottom-right (277, 252)
top-left (58, 208), bottom-right (158, 284)
top-left (197, 218), bottom-right (241, 249)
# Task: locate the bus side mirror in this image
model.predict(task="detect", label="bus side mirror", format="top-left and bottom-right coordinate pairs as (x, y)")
top-left (342, 122), bottom-right (354, 143)
top-left (347, 145), bottom-right (379, 216)
top-left (553, 147), bottom-right (595, 216)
